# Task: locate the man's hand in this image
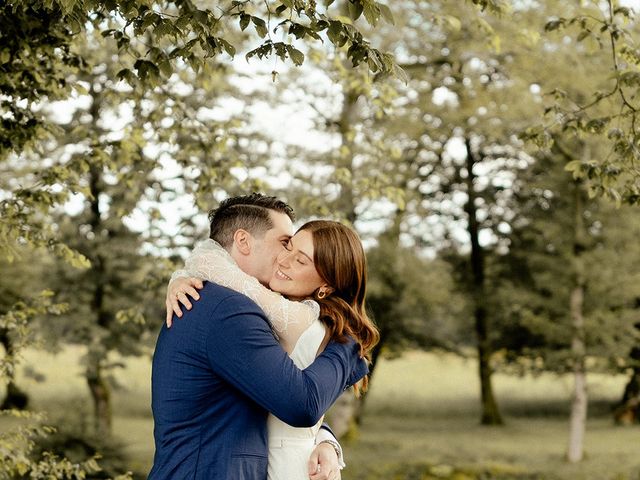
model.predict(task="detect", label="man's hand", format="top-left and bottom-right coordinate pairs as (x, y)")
top-left (165, 277), bottom-right (203, 327)
top-left (308, 442), bottom-right (342, 480)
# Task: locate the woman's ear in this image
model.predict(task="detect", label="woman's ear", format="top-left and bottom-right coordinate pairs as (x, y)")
top-left (319, 285), bottom-right (335, 297)
top-left (233, 229), bottom-right (252, 255)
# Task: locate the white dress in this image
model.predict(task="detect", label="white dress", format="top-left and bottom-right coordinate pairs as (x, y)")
top-left (171, 240), bottom-right (327, 480)
top-left (266, 319), bottom-right (325, 480)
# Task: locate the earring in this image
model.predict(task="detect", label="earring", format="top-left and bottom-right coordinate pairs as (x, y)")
top-left (317, 290), bottom-right (327, 299)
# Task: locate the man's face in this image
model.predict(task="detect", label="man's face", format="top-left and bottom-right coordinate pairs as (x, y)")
top-left (250, 211), bottom-right (294, 285)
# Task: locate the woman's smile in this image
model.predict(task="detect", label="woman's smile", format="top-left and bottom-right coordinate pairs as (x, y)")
top-left (275, 268), bottom-right (292, 281)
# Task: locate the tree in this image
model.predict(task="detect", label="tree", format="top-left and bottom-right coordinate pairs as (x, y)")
top-left (27, 25), bottom-right (279, 434)
top-left (0, 0), bottom-right (403, 156)
top-left (0, 251), bottom-right (50, 410)
top-left (529, 0), bottom-right (640, 204)
top-left (358, 0), bottom-right (542, 425)
top-left (366, 221), bottom-right (470, 371)
top-left (0, 0), bottom-right (413, 290)
top-left (267, 0), bottom-right (529, 428)
top-left (614, 328), bottom-right (640, 425)
top-left (492, 136), bottom-right (640, 462)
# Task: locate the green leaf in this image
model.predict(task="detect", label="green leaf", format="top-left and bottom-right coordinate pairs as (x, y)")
top-left (544, 19), bottom-right (566, 32)
top-left (133, 59), bottom-right (160, 83)
top-left (289, 23), bottom-right (306, 39)
top-left (619, 70), bottom-right (640, 87)
top-left (367, 50), bottom-right (383, 72)
top-left (158, 58), bottom-right (172, 76)
top-left (219, 38), bottom-right (236, 58)
top-left (193, 9), bottom-right (209, 26)
top-left (239, 13), bottom-right (250, 31)
top-left (140, 12), bottom-right (160, 32)
top-left (328, 21), bottom-right (346, 47)
top-left (379, 4), bottom-right (394, 25)
top-left (362, 1), bottom-right (381, 27)
top-left (274, 42), bottom-right (287, 61)
top-left (614, 7), bottom-right (632, 18)
top-left (564, 160), bottom-right (583, 176)
top-left (252, 16), bottom-right (268, 38)
top-left (577, 30), bottom-right (590, 42)
top-left (585, 117), bottom-right (610, 134)
top-left (116, 68), bottom-right (137, 85)
top-left (445, 15), bottom-right (462, 32)
top-left (175, 14), bottom-right (191, 31)
top-left (154, 19), bottom-right (174, 39)
top-left (289, 47), bottom-right (305, 66)
top-left (348, 1), bottom-right (364, 21)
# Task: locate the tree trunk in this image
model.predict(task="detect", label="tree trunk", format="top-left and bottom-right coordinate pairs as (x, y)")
top-left (567, 180), bottom-right (587, 463)
top-left (328, 336), bottom-right (386, 436)
top-left (464, 137), bottom-right (503, 426)
top-left (0, 329), bottom-right (29, 410)
top-left (336, 87), bottom-right (360, 223)
top-left (79, 84), bottom-right (114, 435)
top-left (614, 368), bottom-right (640, 425)
top-left (351, 332), bottom-right (388, 426)
top-left (567, 287), bottom-right (587, 462)
top-left (614, 336), bottom-right (640, 424)
top-left (86, 147), bottom-right (112, 435)
top-left (476, 304), bottom-right (503, 425)
top-left (87, 350), bottom-right (111, 435)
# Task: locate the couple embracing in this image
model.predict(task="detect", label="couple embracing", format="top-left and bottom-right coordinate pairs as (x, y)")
top-left (149, 193), bottom-right (379, 479)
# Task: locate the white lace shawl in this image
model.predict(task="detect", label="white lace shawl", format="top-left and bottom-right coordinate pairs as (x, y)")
top-left (171, 239), bottom-right (320, 351)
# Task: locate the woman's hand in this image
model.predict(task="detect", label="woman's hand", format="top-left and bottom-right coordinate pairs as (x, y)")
top-left (308, 442), bottom-right (341, 480)
top-left (165, 277), bottom-right (204, 328)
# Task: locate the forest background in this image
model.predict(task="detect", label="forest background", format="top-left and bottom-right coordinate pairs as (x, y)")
top-left (1, 0), bottom-right (640, 479)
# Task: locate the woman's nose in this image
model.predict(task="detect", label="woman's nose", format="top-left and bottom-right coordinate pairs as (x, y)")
top-left (277, 249), bottom-right (292, 267)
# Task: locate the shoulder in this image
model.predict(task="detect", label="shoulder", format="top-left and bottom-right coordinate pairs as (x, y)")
top-left (194, 238), bottom-right (227, 255)
top-left (198, 282), bottom-right (263, 311)
top-left (197, 283), bottom-right (277, 346)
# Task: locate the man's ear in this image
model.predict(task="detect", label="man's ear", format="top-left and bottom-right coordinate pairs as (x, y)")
top-left (233, 229), bottom-right (252, 255)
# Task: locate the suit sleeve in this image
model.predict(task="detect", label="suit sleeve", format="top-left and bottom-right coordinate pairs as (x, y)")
top-left (205, 295), bottom-right (367, 427)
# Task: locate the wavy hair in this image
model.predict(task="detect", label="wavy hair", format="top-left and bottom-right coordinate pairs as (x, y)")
top-left (298, 220), bottom-right (379, 395)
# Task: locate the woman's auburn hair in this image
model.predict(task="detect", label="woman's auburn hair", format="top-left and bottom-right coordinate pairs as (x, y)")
top-left (298, 220), bottom-right (380, 395)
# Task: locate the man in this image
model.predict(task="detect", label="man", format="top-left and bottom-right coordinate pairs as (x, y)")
top-left (149, 194), bottom-right (366, 480)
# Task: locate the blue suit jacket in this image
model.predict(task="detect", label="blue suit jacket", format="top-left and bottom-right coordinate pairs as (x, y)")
top-left (148, 282), bottom-right (367, 480)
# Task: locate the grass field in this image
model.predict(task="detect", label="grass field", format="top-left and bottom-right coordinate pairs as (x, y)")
top-left (2, 347), bottom-right (639, 479)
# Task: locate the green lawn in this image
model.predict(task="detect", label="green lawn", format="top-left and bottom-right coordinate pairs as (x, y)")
top-left (2, 348), bottom-right (639, 479)
top-left (342, 351), bottom-right (639, 480)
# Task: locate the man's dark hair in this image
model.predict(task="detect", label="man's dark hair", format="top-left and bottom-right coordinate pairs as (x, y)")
top-left (208, 193), bottom-right (295, 248)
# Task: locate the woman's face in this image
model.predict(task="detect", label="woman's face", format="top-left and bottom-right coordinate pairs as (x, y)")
top-left (269, 229), bottom-right (326, 300)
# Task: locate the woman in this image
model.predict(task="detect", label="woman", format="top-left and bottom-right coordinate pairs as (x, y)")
top-left (166, 220), bottom-right (379, 480)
